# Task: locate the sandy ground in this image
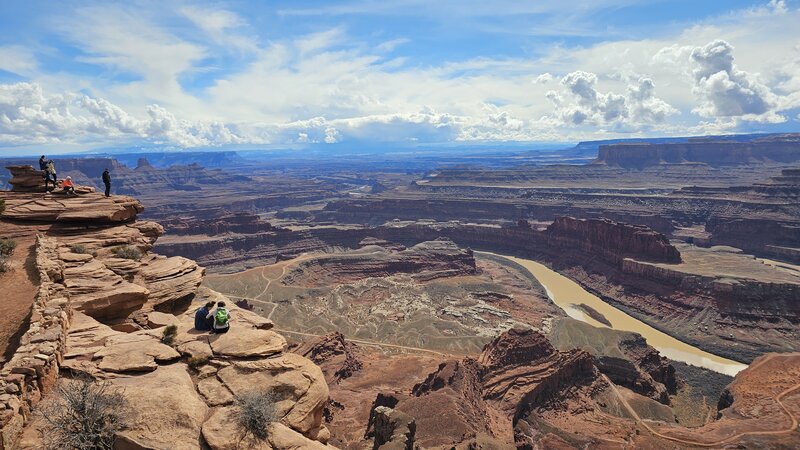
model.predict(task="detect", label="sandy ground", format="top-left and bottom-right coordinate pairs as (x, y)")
top-left (0, 229), bottom-right (38, 363)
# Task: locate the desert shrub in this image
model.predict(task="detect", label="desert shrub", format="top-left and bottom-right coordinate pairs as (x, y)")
top-left (0, 256), bottom-right (8, 274)
top-left (0, 238), bottom-right (16, 256)
top-left (38, 376), bottom-right (129, 450)
top-left (111, 245), bottom-right (142, 260)
top-left (161, 324), bottom-right (178, 346)
top-left (69, 244), bottom-right (90, 254)
top-left (187, 355), bottom-right (210, 369)
top-left (233, 390), bottom-right (278, 441)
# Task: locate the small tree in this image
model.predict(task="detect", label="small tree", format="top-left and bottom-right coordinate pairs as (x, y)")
top-left (38, 377), bottom-right (129, 450)
top-left (233, 390), bottom-right (278, 441)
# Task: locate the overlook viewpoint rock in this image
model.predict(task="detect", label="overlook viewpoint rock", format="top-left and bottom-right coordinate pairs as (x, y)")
top-left (0, 182), bottom-right (336, 450)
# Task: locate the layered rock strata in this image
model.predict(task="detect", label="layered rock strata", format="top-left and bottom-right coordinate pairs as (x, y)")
top-left (0, 191), bottom-right (336, 450)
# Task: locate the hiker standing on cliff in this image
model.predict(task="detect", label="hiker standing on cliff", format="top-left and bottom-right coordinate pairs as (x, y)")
top-left (206, 301), bottom-right (231, 334)
top-left (39, 155), bottom-right (49, 190)
top-left (102, 168), bottom-right (111, 197)
top-left (45, 160), bottom-right (57, 191)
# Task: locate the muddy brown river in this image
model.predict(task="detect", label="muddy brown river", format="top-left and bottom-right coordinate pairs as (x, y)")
top-left (488, 253), bottom-right (748, 376)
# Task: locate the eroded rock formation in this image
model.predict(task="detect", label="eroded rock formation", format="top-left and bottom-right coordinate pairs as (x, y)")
top-left (0, 189), bottom-right (336, 450)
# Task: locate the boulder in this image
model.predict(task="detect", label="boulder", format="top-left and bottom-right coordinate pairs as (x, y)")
top-left (140, 256), bottom-right (204, 310)
top-left (146, 311), bottom-right (179, 329)
top-left (217, 353), bottom-right (328, 435)
top-left (209, 328), bottom-right (286, 358)
top-left (201, 407), bottom-right (272, 450)
top-left (111, 364), bottom-right (208, 450)
top-left (63, 260), bottom-right (149, 321)
top-left (202, 411), bottom-right (331, 450)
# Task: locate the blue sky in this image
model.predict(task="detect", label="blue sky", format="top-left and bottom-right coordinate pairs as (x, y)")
top-left (1, 0), bottom-right (799, 153)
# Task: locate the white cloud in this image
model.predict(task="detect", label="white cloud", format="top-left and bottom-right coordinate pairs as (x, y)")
top-left (532, 73), bottom-right (554, 84)
top-left (690, 40), bottom-right (782, 123)
top-left (3, 1), bottom-right (800, 150)
top-left (0, 46), bottom-right (38, 76)
top-left (0, 82), bottom-right (243, 147)
top-left (543, 71), bottom-right (676, 128)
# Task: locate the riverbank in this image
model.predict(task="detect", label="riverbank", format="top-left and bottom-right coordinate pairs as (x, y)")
top-left (482, 252), bottom-right (748, 376)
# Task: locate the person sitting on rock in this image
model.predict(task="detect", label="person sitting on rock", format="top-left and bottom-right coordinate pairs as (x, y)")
top-left (61, 176), bottom-right (76, 196)
top-left (207, 301), bottom-right (231, 334)
top-left (194, 301), bottom-right (215, 331)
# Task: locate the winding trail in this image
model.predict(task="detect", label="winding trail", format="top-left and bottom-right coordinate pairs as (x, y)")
top-left (603, 354), bottom-right (800, 447)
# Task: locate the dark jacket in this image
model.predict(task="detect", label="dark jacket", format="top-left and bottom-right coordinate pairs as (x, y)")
top-left (194, 306), bottom-right (211, 331)
top-left (102, 170), bottom-right (111, 184)
top-left (39, 157), bottom-right (47, 170)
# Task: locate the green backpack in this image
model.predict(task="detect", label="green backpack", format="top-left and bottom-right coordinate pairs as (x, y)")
top-left (214, 308), bottom-right (229, 327)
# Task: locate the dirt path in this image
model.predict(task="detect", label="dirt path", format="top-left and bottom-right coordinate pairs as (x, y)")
top-left (0, 233), bottom-right (38, 364)
top-left (603, 354), bottom-right (800, 447)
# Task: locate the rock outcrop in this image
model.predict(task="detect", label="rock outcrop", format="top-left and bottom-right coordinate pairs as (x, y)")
top-left (0, 190), bottom-right (143, 223)
top-left (282, 238), bottom-right (477, 286)
top-left (549, 317), bottom-right (676, 404)
top-left (0, 188), bottom-right (335, 450)
top-left (292, 332), bottom-right (363, 382)
top-left (545, 216), bottom-right (681, 263)
top-left (478, 328), bottom-right (597, 420)
top-left (596, 135), bottom-right (800, 168)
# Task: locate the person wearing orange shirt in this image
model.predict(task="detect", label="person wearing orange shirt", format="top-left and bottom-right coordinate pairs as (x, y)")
top-left (62, 176), bottom-right (76, 196)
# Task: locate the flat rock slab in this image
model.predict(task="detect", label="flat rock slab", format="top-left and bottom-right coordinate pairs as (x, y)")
top-left (95, 338), bottom-right (180, 373)
top-left (177, 339), bottom-right (214, 360)
top-left (197, 376), bottom-right (234, 407)
top-left (210, 328), bottom-right (287, 358)
top-left (217, 353), bottom-right (328, 435)
top-left (0, 191), bottom-right (143, 223)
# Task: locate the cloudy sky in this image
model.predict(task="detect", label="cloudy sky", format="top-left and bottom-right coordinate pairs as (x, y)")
top-left (1, 0), bottom-right (799, 153)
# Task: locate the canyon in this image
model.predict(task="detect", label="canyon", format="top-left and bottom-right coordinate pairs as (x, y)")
top-left (1, 134), bottom-right (799, 448)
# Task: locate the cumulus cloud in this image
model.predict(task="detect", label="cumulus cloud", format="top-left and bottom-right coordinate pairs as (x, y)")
top-left (544, 71), bottom-right (676, 128)
top-left (689, 40), bottom-right (782, 122)
top-left (532, 73), bottom-right (554, 84)
top-left (0, 82), bottom-right (243, 147)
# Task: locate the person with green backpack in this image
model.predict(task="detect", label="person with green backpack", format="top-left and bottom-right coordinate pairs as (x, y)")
top-left (206, 301), bottom-right (231, 334)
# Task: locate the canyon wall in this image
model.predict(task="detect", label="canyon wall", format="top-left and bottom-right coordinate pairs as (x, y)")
top-left (597, 136), bottom-right (800, 168)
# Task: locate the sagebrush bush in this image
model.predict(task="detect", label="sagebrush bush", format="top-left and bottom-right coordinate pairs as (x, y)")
top-left (233, 390), bottom-right (278, 441)
top-left (187, 355), bottom-right (210, 369)
top-left (38, 377), bottom-right (129, 450)
top-left (161, 324), bottom-right (178, 346)
top-left (0, 238), bottom-right (16, 256)
top-left (111, 245), bottom-right (142, 260)
top-left (0, 256), bottom-right (8, 274)
top-left (69, 244), bottom-right (90, 254)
